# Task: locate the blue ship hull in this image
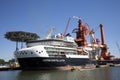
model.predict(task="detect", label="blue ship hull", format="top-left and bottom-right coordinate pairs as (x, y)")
top-left (17, 57), bottom-right (90, 70)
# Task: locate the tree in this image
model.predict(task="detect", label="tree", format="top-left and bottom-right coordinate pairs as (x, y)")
top-left (8, 58), bottom-right (15, 63)
top-left (0, 59), bottom-right (5, 65)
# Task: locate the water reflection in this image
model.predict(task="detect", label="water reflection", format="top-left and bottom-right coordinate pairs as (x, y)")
top-left (17, 68), bottom-right (111, 80)
top-left (0, 67), bottom-right (120, 80)
top-left (110, 67), bottom-right (120, 80)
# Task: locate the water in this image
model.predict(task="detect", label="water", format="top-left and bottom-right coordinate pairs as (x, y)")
top-left (0, 67), bottom-right (120, 80)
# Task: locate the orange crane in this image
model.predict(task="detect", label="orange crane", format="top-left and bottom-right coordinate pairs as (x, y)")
top-left (72, 19), bottom-right (113, 60)
top-left (99, 24), bottom-right (113, 60)
top-left (72, 19), bottom-right (89, 46)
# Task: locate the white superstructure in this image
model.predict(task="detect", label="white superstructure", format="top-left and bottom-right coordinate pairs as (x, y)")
top-left (14, 35), bottom-right (90, 59)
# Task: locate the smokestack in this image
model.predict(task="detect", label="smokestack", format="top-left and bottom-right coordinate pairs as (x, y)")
top-left (100, 24), bottom-right (105, 45)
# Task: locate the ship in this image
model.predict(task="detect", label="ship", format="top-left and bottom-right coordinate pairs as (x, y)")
top-left (6, 18), bottom-right (114, 70)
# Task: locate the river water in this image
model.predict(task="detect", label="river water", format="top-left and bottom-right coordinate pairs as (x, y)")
top-left (0, 67), bottom-right (120, 80)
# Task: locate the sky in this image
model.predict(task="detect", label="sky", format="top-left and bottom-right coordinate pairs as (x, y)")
top-left (0, 0), bottom-right (120, 61)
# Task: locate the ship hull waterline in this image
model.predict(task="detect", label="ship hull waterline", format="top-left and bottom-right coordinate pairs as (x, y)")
top-left (17, 57), bottom-right (90, 70)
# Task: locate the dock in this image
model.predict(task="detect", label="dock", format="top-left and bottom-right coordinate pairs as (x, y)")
top-left (0, 59), bottom-right (120, 71)
top-left (0, 67), bottom-right (21, 71)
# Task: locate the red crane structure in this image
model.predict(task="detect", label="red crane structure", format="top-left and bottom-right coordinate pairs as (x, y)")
top-left (73, 19), bottom-right (113, 60)
top-left (72, 19), bottom-right (89, 46)
top-left (99, 24), bottom-right (113, 60)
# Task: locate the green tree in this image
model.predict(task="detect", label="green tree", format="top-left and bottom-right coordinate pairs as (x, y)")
top-left (0, 59), bottom-right (5, 65)
top-left (9, 58), bottom-right (15, 63)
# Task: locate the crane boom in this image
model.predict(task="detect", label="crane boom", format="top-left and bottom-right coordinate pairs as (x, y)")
top-left (45, 27), bottom-right (55, 39)
top-left (63, 18), bottom-right (71, 36)
top-left (116, 42), bottom-right (120, 54)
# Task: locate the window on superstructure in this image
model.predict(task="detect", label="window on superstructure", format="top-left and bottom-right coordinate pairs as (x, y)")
top-left (25, 52), bottom-right (27, 54)
top-left (31, 52), bottom-right (33, 54)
